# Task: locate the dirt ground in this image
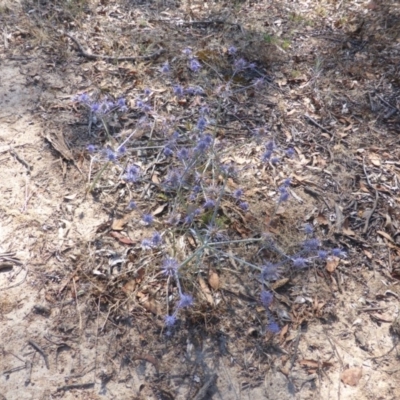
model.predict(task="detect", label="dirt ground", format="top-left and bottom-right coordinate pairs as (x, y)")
top-left (1, 0), bottom-right (400, 399)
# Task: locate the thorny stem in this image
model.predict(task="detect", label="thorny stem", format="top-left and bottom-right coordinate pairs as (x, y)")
top-left (88, 161), bottom-right (110, 193)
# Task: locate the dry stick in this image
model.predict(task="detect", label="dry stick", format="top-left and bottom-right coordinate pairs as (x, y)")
top-left (62, 32), bottom-right (165, 62)
top-left (28, 340), bottom-right (50, 370)
top-left (56, 382), bottom-right (95, 392)
top-left (362, 157), bottom-right (379, 234)
top-left (72, 277), bottom-right (83, 332)
top-left (304, 114), bottom-right (333, 136)
top-left (192, 373), bottom-right (218, 400)
top-left (0, 265), bottom-right (28, 290)
top-left (9, 148), bottom-right (31, 171)
top-left (376, 94), bottom-right (400, 113)
top-left (93, 297), bottom-right (101, 384)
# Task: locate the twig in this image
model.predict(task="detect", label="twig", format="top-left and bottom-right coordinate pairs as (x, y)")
top-left (368, 341), bottom-right (399, 360)
top-left (62, 32), bottom-right (164, 62)
top-left (0, 265), bottom-right (28, 290)
top-left (2, 364), bottom-right (27, 376)
top-left (28, 340), bottom-right (50, 370)
top-left (72, 277), bottom-right (83, 332)
top-left (376, 94), bottom-right (399, 113)
top-left (304, 114), bottom-right (332, 136)
top-left (362, 157), bottom-right (379, 234)
top-left (9, 148), bottom-right (31, 171)
top-left (56, 382), bottom-right (95, 392)
top-left (192, 373), bottom-right (218, 400)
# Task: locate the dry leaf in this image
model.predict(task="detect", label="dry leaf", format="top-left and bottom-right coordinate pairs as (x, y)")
top-left (377, 230), bottom-right (395, 243)
top-left (271, 278), bottom-right (289, 290)
top-left (109, 231), bottom-right (135, 245)
top-left (199, 276), bottom-right (214, 305)
top-left (122, 280), bottom-right (136, 294)
top-left (368, 153), bottom-right (381, 167)
top-left (279, 324), bottom-right (289, 338)
top-left (153, 203), bottom-right (168, 216)
top-left (363, 250), bottom-right (373, 259)
top-left (137, 294), bottom-right (160, 315)
top-left (341, 367), bottom-right (362, 386)
top-left (208, 269), bottom-right (220, 290)
top-left (112, 215), bottom-right (130, 230)
top-left (326, 256), bottom-right (340, 273)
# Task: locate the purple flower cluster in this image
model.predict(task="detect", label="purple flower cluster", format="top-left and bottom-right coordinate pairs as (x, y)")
top-left (75, 93), bottom-right (128, 115)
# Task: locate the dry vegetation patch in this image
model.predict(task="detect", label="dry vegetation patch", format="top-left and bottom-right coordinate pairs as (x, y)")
top-left (1, 0), bottom-right (400, 399)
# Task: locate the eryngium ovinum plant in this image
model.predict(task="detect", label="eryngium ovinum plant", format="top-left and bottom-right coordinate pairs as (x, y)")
top-left (74, 45), bottom-right (346, 337)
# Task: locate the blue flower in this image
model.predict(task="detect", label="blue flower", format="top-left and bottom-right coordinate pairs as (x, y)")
top-left (127, 201), bottom-right (137, 210)
top-left (116, 98), bottom-right (128, 112)
top-left (151, 232), bottom-right (162, 247)
top-left (303, 239), bottom-right (320, 251)
top-left (261, 150), bottom-right (272, 162)
top-left (265, 141), bottom-right (275, 151)
top-left (165, 314), bottom-right (177, 327)
top-left (234, 58), bottom-right (248, 72)
top-left (239, 202), bottom-right (249, 211)
top-left (233, 189), bottom-right (243, 200)
top-left (267, 320), bottom-right (280, 334)
top-left (178, 293), bottom-right (194, 308)
top-left (228, 46), bottom-right (237, 55)
top-left (141, 239), bottom-right (153, 250)
top-left (189, 58), bottom-right (201, 72)
top-left (332, 248), bottom-right (347, 258)
top-left (118, 146), bottom-right (127, 155)
top-left (124, 165), bottom-right (140, 183)
top-left (161, 258), bottom-right (179, 277)
top-left (278, 187), bottom-right (289, 202)
top-left (197, 116), bottom-right (207, 131)
top-left (293, 257), bottom-right (307, 268)
top-left (260, 290), bottom-right (274, 308)
top-left (304, 223), bottom-right (314, 234)
top-left (173, 85), bottom-right (184, 97)
top-left (163, 146), bottom-right (174, 157)
top-left (87, 144), bottom-right (96, 154)
top-left (177, 148), bottom-right (189, 160)
top-left (76, 93), bottom-right (91, 104)
top-left (164, 169), bottom-right (184, 189)
top-left (142, 214), bottom-right (154, 226)
top-left (105, 148), bottom-right (117, 162)
top-left (286, 148), bottom-right (295, 158)
top-left (282, 178), bottom-right (292, 187)
top-left (318, 250), bottom-right (328, 260)
top-left (204, 199), bottom-right (216, 210)
top-left (271, 157), bottom-right (280, 165)
top-left (261, 263), bottom-right (279, 281)
top-left (161, 62), bottom-right (170, 73)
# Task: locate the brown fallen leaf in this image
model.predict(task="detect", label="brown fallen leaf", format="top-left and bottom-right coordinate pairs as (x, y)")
top-left (377, 230), bottom-right (395, 244)
top-left (208, 269), bottom-right (220, 290)
top-left (341, 367), bottom-right (362, 386)
top-left (326, 256), bottom-right (340, 273)
top-left (112, 215), bottom-right (130, 230)
top-left (271, 278), bottom-right (289, 290)
top-left (199, 276), bottom-right (214, 305)
top-left (109, 231), bottom-right (136, 245)
top-left (299, 359), bottom-right (333, 370)
top-left (137, 292), bottom-right (160, 315)
top-left (122, 280), bottom-right (136, 294)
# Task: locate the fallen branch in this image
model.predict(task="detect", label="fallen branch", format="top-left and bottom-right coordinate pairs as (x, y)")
top-left (61, 31), bottom-right (165, 62)
top-left (304, 114), bottom-right (332, 136)
top-left (28, 340), bottom-right (50, 370)
top-left (56, 382), bottom-right (95, 392)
